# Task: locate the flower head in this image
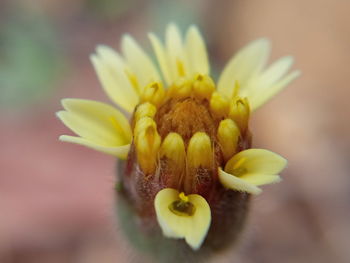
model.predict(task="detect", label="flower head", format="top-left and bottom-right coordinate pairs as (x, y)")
top-left (57, 23), bottom-right (299, 250)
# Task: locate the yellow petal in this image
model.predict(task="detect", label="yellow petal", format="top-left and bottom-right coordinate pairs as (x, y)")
top-left (90, 46), bottom-right (139, 112)
top-left (121, 35), bottom-right (161, 93)
top-left (243, 56), bottom-right (300, 110)
top-left (57, 99), bottom-right (132, 157)
top-left (149, 33), bottom-right (172, 85)
top-left (154, 188), bottom-right (211, 250)
top-left (240, 173), bottom-right (282, 186)
top-left (217, 38), bottom-right (270, 99)
top-left (59, 135), bottom-right (130, 159)
top-left (165, 23), bottom-right (187, 81)
top-left (218, 168), bottom-right (262, 195)
top-left (248, 70), bottom-right (300, 110)
top-left (185, 25), bottom-right (209, 76)
top-left (225, 149), bottom-right (287, 176)
top-left (256, 56), bottom-right (295, 87)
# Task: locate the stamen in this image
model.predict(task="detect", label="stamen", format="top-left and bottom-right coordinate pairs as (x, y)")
top-left (179, 192), bottom-right (189, 202)
top-left (168, 192), bottom-right (195, 217)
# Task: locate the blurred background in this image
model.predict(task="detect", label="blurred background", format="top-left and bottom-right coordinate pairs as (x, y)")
top-left (1, 0), bottom-right (349, 262)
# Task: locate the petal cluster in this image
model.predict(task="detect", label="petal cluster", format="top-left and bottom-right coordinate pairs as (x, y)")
top-left (57, 23), bottom-right (299, 250)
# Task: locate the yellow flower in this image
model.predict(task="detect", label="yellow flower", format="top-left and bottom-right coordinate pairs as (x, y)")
top-left (219, 149), bottom-right (287, 195)
top-left (154, 188), bottom-right (211, 250)
top-left (57, 23), bottom-right (299, 250)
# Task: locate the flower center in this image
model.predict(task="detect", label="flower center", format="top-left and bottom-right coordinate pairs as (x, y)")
top-left (155, 97), bottom-right (218, 144)
top-left (168, 192), bottom-right (196, 217)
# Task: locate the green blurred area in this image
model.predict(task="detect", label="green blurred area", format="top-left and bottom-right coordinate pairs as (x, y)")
top-left (0, 0), bottom-right (200, 110)
top-left (0, 8), bottom-right (65, 108)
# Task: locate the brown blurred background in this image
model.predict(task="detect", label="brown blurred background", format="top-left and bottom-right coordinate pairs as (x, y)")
top-left (1, 0), bottom-right (349, 262)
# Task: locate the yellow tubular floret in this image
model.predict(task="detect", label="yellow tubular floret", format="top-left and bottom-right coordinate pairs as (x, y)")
top-left (218, 149), bottom-right (287, 194)
top-left (57, 99), bottom-right (132, 159)
top-left (141, 81), bottom-right (166, 108)
top-left (217, 119), bottom-right (240, 161)
top-left (134, 102), bottom-right (157, 123)
top-left (134, 116), bottom-right (157, 143)
top-left (160, 133), bottom-right (186, 188)
top-left (168, 77), bottom-right (193, 99)
top-left (192, 74), bottom-right (215, 100)
top-left (187, 132), bottom-right (213, 169)
top-left (135, 124), bottom-right (161, 174)
top-left (209, 92), bottom-right (230, 119)
top-left (228, 97), bottom-right (250, 134)
top-left (154, 188), bottom-right (211, 250)
top-left (160, 133), bottom-right (186, 172)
